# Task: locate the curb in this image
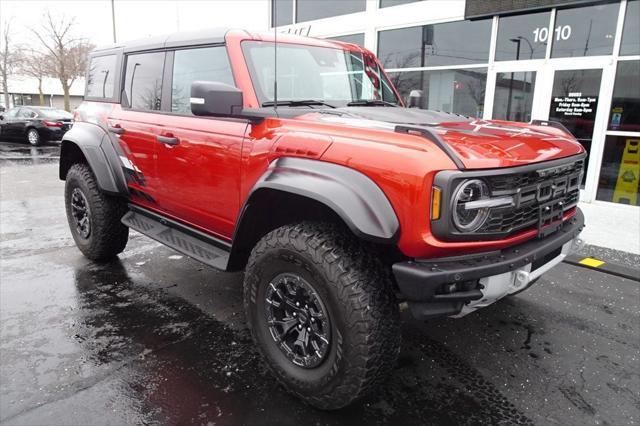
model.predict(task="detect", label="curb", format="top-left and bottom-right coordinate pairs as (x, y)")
top-left (564, 255), bottom-right (640, 282)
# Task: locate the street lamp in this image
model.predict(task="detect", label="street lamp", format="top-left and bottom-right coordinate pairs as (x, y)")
top-left (129, 63), bottom-right (141, 107)
top-left (101, 70), bottom-right (109, 98)
top-left (504, 38), bottom-right (523, 120)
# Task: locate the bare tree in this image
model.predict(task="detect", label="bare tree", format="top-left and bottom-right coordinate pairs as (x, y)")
top-left (19, 50), bottom-right (54, 106)
top-left (0, 20), bottom-right (20, 110)
top-left (31, 11), bottom-right (94, 111)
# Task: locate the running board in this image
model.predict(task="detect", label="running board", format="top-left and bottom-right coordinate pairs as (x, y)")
top-left (121, 206), bottom-right (230, 270)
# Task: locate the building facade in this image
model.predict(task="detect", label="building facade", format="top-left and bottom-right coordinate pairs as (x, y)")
top-left (1, 76), bottom-right (85, 111)
top-left (272, 0), bottom-right (640, 211)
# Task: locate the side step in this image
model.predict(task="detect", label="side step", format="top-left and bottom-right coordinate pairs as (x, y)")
top-left (122, 206), bottom-right (230, 270)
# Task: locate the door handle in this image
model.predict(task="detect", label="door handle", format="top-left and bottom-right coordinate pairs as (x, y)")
top-left (108, 126), bottom-right (125, 135)
top-left (156, 135), bottom-right (180, 146)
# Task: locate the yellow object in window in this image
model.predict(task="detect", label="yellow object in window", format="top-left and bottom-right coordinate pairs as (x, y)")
top-left (613, 139), bottom-right (640, 205)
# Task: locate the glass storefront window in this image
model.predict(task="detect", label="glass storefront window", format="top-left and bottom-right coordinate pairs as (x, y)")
top-left (596, 136), bottom-right (640, 206)
top-left (296, 0), bottom-right (365, 23)
top-left (495, 12), bottom-right (550, 61)
top-left (549, 68), bottom-right (603, 183)
top-left (620, 0), bottom-right (640, 55)
top-left (272, 0), bottom-right (293, 26)
top-left (377, 19), bottom-right (492, 69)
top-left (551, 3), bottom-right (619, 58)
top-left (327, 33), bottom-right (365, 46)
top-left (389, 68), bottom-right (487, 117)
top-left (609, 60), bottom-right (640, 132)
top-left (493, 71), bottom-right (536, 122)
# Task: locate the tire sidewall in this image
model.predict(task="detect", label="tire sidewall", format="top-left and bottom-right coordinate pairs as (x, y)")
top-left (246, 246), bottom-right (348, 396)
top-left (65, 167), bottom-right (96, 252)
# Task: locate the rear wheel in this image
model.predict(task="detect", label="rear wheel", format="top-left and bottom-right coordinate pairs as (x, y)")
top-left (243, 222), bottom-right (400, 410)
top-left (64, 163), bottom-right (129, 261)
top-left (26, 128), bottom-right (40, 146)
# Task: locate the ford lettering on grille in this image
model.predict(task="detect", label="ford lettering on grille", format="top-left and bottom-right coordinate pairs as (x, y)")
top-left (480, 159), bottom-right (584, 237)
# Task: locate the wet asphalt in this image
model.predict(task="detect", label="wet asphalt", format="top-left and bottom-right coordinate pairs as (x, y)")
top-left (0, 141), bottom-right (638, 426)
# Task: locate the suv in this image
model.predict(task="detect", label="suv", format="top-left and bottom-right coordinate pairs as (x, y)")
top-left (61, 29), bottom-right (585, 409)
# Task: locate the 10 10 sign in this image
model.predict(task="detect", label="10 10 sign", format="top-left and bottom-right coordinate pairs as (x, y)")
top-left (533, 24), bottom-right (573, 43)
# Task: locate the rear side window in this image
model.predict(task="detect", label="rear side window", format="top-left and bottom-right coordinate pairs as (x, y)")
top-left (171, 46), bottom-right (234, 114)
top-left (86, 55), bottom-right (117, 99)
top-left (124, 52), bottom-right (165, 111)
top-left (19, 109), bottom-right (36, 118)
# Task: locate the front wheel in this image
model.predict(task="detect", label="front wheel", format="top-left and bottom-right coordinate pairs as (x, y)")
top-left (26, 128), bottom-right (40, 146)
top-left (64, 163), bottom-right (129, 261)
top-left (243, 222), bottom-right (400, 410)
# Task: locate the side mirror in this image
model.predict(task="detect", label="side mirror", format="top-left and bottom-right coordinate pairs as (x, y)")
top-left (408, 89), bottom-right (423, 108)
top-left (190, 81), bottom-right (244, 118)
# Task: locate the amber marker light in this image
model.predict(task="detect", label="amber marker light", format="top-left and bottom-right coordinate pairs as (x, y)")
top-left (431, 187), bottom-right (442, 220)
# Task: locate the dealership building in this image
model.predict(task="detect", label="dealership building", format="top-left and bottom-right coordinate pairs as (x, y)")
top-left (272, 0), bottom-right (640, 230)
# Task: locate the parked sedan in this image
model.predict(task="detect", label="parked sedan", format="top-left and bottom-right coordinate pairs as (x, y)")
top-left (0, 106), bottom-right (73, 145)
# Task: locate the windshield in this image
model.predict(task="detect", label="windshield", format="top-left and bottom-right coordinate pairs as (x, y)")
top-left (242, 41), bottom-right (399, 107)
top-left (39, 109), bottom-right (73, 120)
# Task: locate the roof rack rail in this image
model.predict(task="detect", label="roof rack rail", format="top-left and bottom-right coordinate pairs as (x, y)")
top-left (395, 125), bottom-right (465, 169)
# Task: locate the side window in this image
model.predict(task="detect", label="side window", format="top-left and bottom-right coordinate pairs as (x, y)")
top-left (123, 52), bottom-right (165, 111)
top-left (19, 109), bottom-right (36, 118)
top-left (86, 55), bottom-right (117, 99)
top-left (171, 46), bottom-right (234, 114)
top-left (6, 108), bottom-right (20, 118)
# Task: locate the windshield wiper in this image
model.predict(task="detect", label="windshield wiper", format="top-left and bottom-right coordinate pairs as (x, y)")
top-left (262, 99), bottom-right (336, 108)
top-left (347, 99), bottom-right (398, 107)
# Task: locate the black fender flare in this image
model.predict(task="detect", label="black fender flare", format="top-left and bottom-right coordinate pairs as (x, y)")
top-left (59, 122), bottom-right (128, 196)
top-left (237, 157), bottom-right (400, 244)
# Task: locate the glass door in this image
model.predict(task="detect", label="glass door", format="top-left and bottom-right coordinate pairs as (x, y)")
top-left (547, 67), bottom-right (603, 184)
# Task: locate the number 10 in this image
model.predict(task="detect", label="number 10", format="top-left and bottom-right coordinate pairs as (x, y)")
top-left (533, 25), bottom-right (572, 43)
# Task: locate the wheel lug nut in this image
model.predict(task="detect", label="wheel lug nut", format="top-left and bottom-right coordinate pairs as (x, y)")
top-left (307, 327), bottom-right (311, 332)
top-left (293, 312), bottom-right (297, 316)
top-left (298, 325), bottom-right (302, 330)
top-left (296, 302), bottom-right (300, 307)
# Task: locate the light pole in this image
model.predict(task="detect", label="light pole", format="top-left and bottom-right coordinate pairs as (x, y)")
top-left (111, 0), bottom-right (117, 43)
top-left (101, 70), bottom-right (109, 98)
top-left (506, 38), bottom-right (522, 120)
top-left (129, 63), bottom-right (140, 106)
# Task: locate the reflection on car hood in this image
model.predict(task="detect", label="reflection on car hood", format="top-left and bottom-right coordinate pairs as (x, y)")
top-left (306, 107), bottom-right (585, 169)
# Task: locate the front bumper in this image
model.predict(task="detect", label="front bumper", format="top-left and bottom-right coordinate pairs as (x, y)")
top-left (392, 208), bottom-right (585, 319)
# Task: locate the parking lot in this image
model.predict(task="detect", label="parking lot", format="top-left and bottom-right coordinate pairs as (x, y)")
top-left (0, 141), bottom-right (638, 425)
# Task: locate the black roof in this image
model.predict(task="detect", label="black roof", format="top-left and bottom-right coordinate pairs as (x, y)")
top-left (92, 27), bottom-right (234, 55)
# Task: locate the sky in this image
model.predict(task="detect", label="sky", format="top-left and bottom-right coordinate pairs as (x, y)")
top-left (1, 0), bottom-right (270, 49)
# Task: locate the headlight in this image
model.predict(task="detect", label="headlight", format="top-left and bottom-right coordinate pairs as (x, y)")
top-left (452, 179), bottom-right (490, 232)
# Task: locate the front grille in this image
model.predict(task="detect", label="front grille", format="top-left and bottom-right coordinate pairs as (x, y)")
top-left (478, 158), bottom-right (584, 235)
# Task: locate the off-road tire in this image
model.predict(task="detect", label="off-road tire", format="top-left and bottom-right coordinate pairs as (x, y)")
top-left (65, 163), bottom-right (129, 261)
top-left (243, 222), bottom-right (401, 410)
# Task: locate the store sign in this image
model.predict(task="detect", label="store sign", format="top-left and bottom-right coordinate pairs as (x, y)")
top-left (465, 0), bottom-right (605, 19)
top-left (551, 92), bottom-right (597, 117)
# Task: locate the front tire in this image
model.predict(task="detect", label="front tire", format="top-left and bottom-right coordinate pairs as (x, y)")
top-left (243, 222), bottom-right (400, 410)
top-left (64, 163), bottom-right (129, 261)
top-left (27, 128), bottom-right (41, 146)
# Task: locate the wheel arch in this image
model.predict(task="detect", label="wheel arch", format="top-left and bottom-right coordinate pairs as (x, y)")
top-left (59, 122), bottom-right (128, 197)
top-left (227, 157), bottom-right (400, 271)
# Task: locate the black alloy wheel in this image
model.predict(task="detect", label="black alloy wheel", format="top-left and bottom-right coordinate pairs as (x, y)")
top-left (264, 272), bottom-right (331, 368)
top-left (70, 187), bottom-right (91, 239)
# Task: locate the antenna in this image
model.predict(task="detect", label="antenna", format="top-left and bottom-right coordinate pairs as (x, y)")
top-left (273, 0), bottom-right (278, 114)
